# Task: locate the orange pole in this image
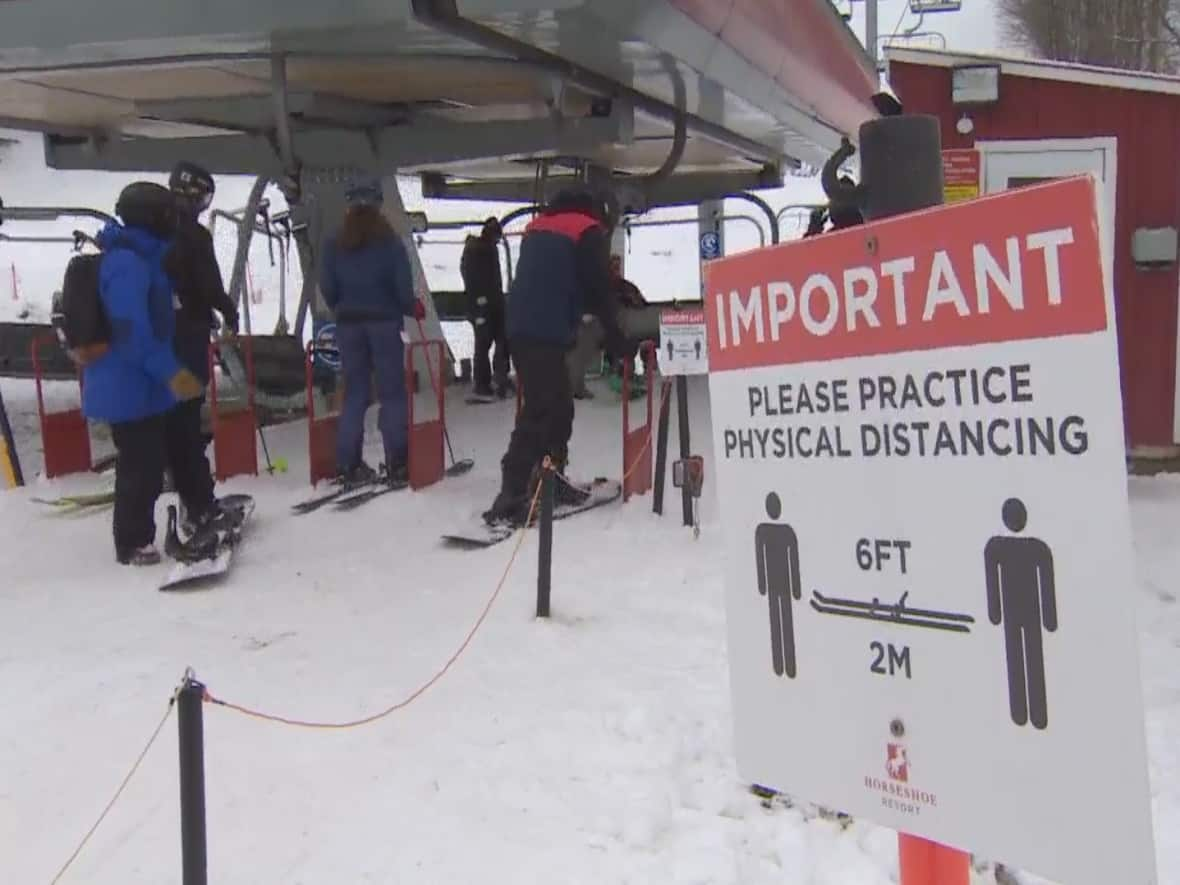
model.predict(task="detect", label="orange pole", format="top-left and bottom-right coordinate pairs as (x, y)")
top-left (898, 834), bottom-right (970, 885)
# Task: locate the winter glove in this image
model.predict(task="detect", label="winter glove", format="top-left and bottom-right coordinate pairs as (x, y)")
top-left (169, 368), bottom-right (205, 402)
top-left (804, 207), bottom-right (827, 238)
top-left (412, 300), bottom-right (427, 320)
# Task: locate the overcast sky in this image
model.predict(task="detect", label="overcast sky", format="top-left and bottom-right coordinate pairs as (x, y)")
top-left (845, 0), bottom-right (1004, 58)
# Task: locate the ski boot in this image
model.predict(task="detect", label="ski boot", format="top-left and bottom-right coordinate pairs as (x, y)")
top-left (336, 461), bottom-right (378, 487)
top-left (116, 544), bottom-right (162, 566)
top-left (494, 377), bottom-right (517, 400)
top-left (182, 497), bottom-right (247, 538)
top-left (165, 506), bottom-right (222, 563)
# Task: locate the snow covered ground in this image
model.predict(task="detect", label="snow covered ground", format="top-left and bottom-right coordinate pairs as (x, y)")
top-left (0, 372), bottom-right (1175, 885)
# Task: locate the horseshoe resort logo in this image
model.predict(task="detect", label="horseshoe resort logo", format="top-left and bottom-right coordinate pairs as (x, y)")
top-left (864, 741), bottom-right (938, 818)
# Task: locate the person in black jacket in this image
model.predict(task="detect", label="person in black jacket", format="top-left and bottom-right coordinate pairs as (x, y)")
top-left (162, 161), bottom-right (240, 533)
top-left (460, 217), bottom-right (513, 399)
top-left (483, 187), bottom-right (633, 526)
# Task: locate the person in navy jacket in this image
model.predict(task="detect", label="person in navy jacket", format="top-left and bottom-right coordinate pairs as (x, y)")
top-left (319, 178), bottom-right (423, 484)
top-left (484, 186), bottom-right (633, 526)
top-left (82, 182), bottom-right (204, 565)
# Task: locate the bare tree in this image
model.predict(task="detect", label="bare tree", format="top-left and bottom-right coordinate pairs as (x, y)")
top-left (999, 0), bottom-right (1175, 72)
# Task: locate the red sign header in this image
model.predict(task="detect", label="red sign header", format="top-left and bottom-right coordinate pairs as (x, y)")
top-left (702, 176), bottom-right (1107, 372)
top-left (661, 309), bottom-right (706, 325)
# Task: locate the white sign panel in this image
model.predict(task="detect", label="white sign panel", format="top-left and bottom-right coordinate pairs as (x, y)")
top-left (702, 177), bottom-right (1156, 885)
top-left (660, 309), bottom-right (709, 375)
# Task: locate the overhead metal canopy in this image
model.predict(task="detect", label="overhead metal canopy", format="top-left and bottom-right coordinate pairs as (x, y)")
top-left (0, 0), bottom-right (880, 188)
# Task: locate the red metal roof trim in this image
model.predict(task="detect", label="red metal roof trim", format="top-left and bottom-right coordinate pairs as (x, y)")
top-left (669, 0), bottom-right (880, 136)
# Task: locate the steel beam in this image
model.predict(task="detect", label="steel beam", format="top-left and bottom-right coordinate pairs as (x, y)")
top-left (135, 92), bottom-right (411, 133)
top-left (421, 167), bottom-right (783, 209)
top-left (43, 108), bottom-right (633, 176)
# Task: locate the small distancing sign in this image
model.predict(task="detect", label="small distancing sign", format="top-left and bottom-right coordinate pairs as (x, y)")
top-left (703, 176), bottom-right (1157, 885)
top-left (659, 309), bottom-right (709, 375)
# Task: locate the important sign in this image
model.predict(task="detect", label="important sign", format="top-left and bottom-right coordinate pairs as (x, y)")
top-left (942, 149), bottom-right (981, 203)
top-left (659, 309), bottom-right (709, 375)
top-left (703, 176), bottom-right (1156, 885)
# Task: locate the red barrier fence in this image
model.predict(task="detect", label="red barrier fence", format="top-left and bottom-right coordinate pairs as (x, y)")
top-left (305, 341), bottom-right (339, 486)
top-left (407, 339), bottom-right (445, 490)
top-left (32, 334), bottom-right (91, 478)
top-left (208, 338), bottom-right (257, 482)
top-left (622, 341), bottom-right (656, 502)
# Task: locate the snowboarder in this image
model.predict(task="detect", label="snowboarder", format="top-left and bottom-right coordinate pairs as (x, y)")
top-left (319, 178), bottom-right (423, 484)
top-left (755, 491), bottom-right (802, 678)
top-left (985, 497), bottom-right (1057, 730)
top-left (484, 187), bottom-right (633, 525)
top-left (460, 217), bottom-right (513, 400)
top-left (162, 161), bottom-right (241, 535)
top-left (82, 182), bottom-right (204, 565)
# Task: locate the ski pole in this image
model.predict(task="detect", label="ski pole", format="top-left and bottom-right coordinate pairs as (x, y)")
top-left (414, 313), bottom-right (464, 470)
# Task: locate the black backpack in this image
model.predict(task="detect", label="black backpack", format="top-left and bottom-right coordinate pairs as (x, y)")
top-left (52, 251), bottom-right (111, 366)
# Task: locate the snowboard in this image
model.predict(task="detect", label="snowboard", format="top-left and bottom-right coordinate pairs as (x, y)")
top-left (158, 494), bottom-right (256, 591)
top-left (441, 478), bottom-right (621, 549)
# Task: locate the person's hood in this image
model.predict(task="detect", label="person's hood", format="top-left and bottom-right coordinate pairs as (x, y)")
top-left (95, 220), bottom-right (171, 258)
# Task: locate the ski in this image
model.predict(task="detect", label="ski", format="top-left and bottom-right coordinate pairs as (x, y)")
top-left (290, 479), bottom-right (379, 515)
top-left (442, 478), bottom-right (621, 549)
top-left (808, 599), bottom-right (973, 633)
top-left (811, 590), bottom-right (976, 624)
top-left (331, 479), bottom-right (409, 511)
top-left (32, 488), bottom-right (116, 509)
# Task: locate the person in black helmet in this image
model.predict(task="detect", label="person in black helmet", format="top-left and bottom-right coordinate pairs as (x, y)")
top-left (82, 182), bottom-right (204, 565)
top-left (483, 186), bottom-right (633, 526)
top-left (162, 161), bottom-right (240, 533)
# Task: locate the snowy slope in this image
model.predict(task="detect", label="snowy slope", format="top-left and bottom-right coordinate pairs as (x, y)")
top-left (0, 373), bottom-right (1175, 885)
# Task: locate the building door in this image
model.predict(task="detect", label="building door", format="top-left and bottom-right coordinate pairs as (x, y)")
top-left (977, 137), bottom-right (1117, 277)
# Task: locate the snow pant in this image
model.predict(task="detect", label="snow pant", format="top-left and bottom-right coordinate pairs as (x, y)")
top-left (164, 395), bottom-right (216, 520)
top-left (110, 414), bottom-right (167, 557)
top-left (336, 320), bottom-right (407, 472)
top-left (173, 320), bottom-right (212, 384)
top-left (472, 309), bottom-right (510, 393)
top-left (500, 339), bottom-right (574, 498)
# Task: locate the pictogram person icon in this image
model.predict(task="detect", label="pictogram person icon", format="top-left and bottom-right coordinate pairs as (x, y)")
top-left (755, 491), bottom-right (802, 678)
top-left (694, 338), bottom-right (702, 361)
top-left (666, 338), bottom-right (675, 363)
top-left (984, 497), bottom-right (1057, 730)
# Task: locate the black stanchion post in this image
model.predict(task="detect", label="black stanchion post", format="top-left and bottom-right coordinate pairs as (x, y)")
top-left (536, 465), bottom-right (555, 618)
top-left (652, 381), bottom-right (672, 515)
top-left (676, 376), bottom-right (692, 527)
top-left (178, 674), bottom-right (208, 885)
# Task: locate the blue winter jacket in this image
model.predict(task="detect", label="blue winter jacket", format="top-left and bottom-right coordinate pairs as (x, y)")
top-left (81, 222), bottom-right (181, 424)
top-left (319, 233), bottom-right (416, 327)
top-left (506, 210), bottom-right (625, 352)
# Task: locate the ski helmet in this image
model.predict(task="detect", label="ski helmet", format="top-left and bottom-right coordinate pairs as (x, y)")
top-left (169, 161), bottom-right (215, 213)
top-left (345, 177), bottom-right (383, 208)
top-left (115, 181), bottom-right (178, 238)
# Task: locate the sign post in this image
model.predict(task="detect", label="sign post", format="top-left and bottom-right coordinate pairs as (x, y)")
top-left (659, 309), bottom-right (710, 526)
top-left (703, 177), bottom-right (1157, 885)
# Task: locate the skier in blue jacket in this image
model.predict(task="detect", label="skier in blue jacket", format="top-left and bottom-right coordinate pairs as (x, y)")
top-left (319, 178), bottom-right (423, 484)
top-left (83, 182), bottom-right (204, 565)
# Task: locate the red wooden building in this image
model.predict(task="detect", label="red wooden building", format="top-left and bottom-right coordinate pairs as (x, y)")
top-left (886, 46), bottom-right (1180, 456)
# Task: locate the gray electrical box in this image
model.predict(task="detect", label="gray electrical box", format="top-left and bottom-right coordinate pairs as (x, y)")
top-left (1132, 226), bottom-right (1178, 267)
